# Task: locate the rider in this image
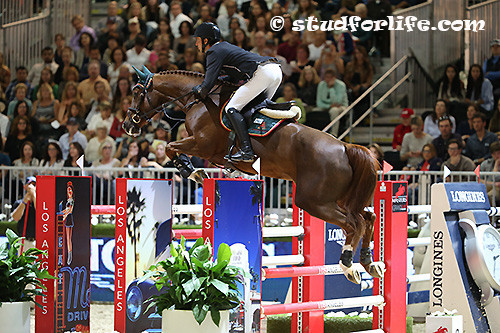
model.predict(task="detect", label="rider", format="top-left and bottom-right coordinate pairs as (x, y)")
top-left (191, 22), bottom-right (283, 163)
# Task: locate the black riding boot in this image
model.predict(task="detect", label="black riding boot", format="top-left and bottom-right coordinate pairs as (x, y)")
top-left (172, 153), bottom-right (195, 178)
top-left (225, 108), bottom-right (256, 162)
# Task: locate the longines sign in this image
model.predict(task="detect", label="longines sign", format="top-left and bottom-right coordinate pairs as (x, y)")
top-left (444, 183), bottom-right (490, 210)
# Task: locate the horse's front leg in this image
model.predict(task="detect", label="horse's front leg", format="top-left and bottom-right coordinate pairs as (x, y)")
top-left (166, 136), bottom-right (209, 185)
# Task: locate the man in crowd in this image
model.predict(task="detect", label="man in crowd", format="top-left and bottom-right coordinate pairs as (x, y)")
top-left (94, 1), bottom-right (124, 34)
top-left (70, 15), bottom-right (97, 51)
top-left (464, 112), bottom-right (498, 165)
top-left (77, 60), bottom-right (111, 106)
top-left (392, 108), bottom-right (413, 151)
top-left (169, 1), bottom-right (192, 39)
top-left (59, 117), bottom-right (88, 159)
top-left (432, 116), bottom-right (462, 161)
top-left (316, 68), bottom-right (348, 136)
top-left (12, 177), bottom-right (37, 251)
top-left (443, 138), bottom-right (476, 182)
top-left (217, 0), bottom-right (247, 41)
top-left (126, 34), bottom-right (151, 69)
top-left (5, 66), bottom-right (30, 102)
top-left (484, 39), bottom-right (500, 102)
top-left (27, 47), bottom-right (59, 85)
top-left (480, 141), bottom-right (500, 206)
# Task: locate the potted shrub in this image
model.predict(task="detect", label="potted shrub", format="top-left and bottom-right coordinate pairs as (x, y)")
top-left (0, 229), bottom-right (54, 333)
top-left (140, 236), bottom-right (245, 333)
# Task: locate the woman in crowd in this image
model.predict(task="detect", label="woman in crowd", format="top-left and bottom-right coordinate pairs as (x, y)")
top-left (58, 67), bottom-right (80, 97)
top-left (39, 141), bottom-right (64, 174)
top-left (32, 67), bottom-right (59, 101)
top-left (148, 18), bottom-right (171, 47)
top-left (54, 46), bottom-right (78, 85)
top-left (465, 64), bottom-right (494, 117)
top-left (59, 101), bottom-right (86, 129)
top-left (58, 82), bottom-right (82, 125)
top-left (142, 0), bottom-right (166, 23)
top-left (343, 46), bottom-right (373, 117)
top-left (437, 64), bottom-right (466, 123)
top-left (400, 116), bottom-right (433, 168)
top-left (248, 1), bottom-right (268, 32)
top-left (274, 14), bottom-right (293, 44)
top-left (91, 140), bottom-right (121, 204)
top-left (109, 96), bottom-right (130, 139)
top-left (298, 66), bottom-right (321, 108)
top-left (368, 143), bottom-right (384, 167)
top-left (108, 47), bottom-right (132, 90)
top-left (85, 123), bottom-right (116, 163)
top-left (457, 103), bottom-right (478, 141)
top-left (250, 16), bottom-right (273, 46)
top-left (276, 83), bottom-right (306, 123)
top-left (74, 32), bottom-right (94, 69)
top-left (111, 77), bottom-right (132, 113)
top-left (63, 142), bottom-right (90, 176)
top-left (86, 81), bottom-right (110, 124)
top-left (231, 28), bottom-right (251, 51)
top-left (177, 47), bottom-right (197, 71)
top-left (119, 139), bottom-right (148, 178)
top-left (407, 143), bottom-right (443, 204)
top-left (12, 141), bottom-right (39, 179)
top-left (31, 83), bottom-right (60, 138)
top-left (173, 21), bottom-right (195, 62)
top-left (423, 99), bottom-right (456, 138)
top-left (12, 101), bottom-right (38, 137)
top-left (289, 45), bottom-right (315, 86)
top-left (5, 116), bottom-right (35, 162)
top-left (7, 84), bottom-right (32, 119)
top-left (314, 41), bottom-right (344, 79)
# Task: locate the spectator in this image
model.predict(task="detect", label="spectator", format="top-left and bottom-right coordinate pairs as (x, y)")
top-left (70, 15), bottom-right (96, 52)
top-left (58, 82), bottom-right (82, 123)
top-left (85, 124), bottom-right (116, 163)
top-left (194, 4), bottom-right (215, 28)
top-left (407, 143), bottom-right (443, 204)
top-left (59, 117), bottom-right (88, 160)
top-left (59, 67), bottom-right (80, 96)
top-left (173, 21), bottom-right (196, 61)
top-left (0, 51), bottom-right (11, 92)
top-left (368, 143), bottom-right (384, 167)
top-left (87, 101), bottom-right (114, 137)
top-left (458, 103), bottom-right (478, 141)
top-left (249, 16), bottom-right (273, 46)
top-left (31, 83), bottom-right (60, 139)
top-left (79, 47), bottom-right (108, 81)
top-left (121, 2), bottom-right (147, 36)
top-left (274, 13), bottom-right (294, 45)
top-left (423, 99), bottom-right (456, 138)
top-left (109, 96), bottom-right (130, 139)
top-left (12, 141), bottom-right (39, 178)
top-left (177, 48), bottom-right (197, 71)
top-left (0, 108), bottom-right (10, 143)
top-left (231, 28), bottom-right (251, 51)
top-left (480, 141), bottom-right (500, 205)
top-left (59, 101), bottom-right (86, 130)
top-left (483, 39), bottom-right (500, 102)
top-left (126, 34), bottom-right (151, 69)
top-left (464, 112), bottom-right (498, 164)
top-left (77, 60), bottom-right (111, 107)
top-left (54, 47), bottom-right (78, 85)
top-left (102, 36), bottom-right (122, 64)
top-left (12, 101), bottom-right (38, 137)
top-left (86, 81), bottom-right (110, 125)
top-left (316, 68), bottom-right (348, 136)
top-left (250, 31), bottom-right (268, 56)
top-left (32, 67), bottom-right (59, 101)
top-left (124, 17), bottom-right (144, 50)
top-left (108, 47), bottom-right (132, 90)
top-left (314, 41), bottom-right (344, 79)
top-left (331, 30), bottom-right (355, 62)
top-left (278, 31), bottom-right (301, 63)
top-left (0, 139), bottom-right (11, 184)
top-left (143, 140), bottom-right (173, 170)
top-left (442, 138), bottom-right (476, 181)
top-left (54, 34), bottom-right (66, 66)
top-left (465, 64), bottom-right (494, 117)
top-left (92, 140), bottom-right (121, 169)
top-left (431, 116), bottom-right (463, 161)
top-left (11, 177), bottom-right (37, 249)
top-left (344, 46), bottom-right (374, 117)
top-left (169, 1), bottom-right (193, 39)
top-left (400, 116), bottom-right (433, 168)
top-left (147, 38), bottom-right (164, 71)
top-left (276, 83), bottom-right (306, 123)
top-left (91, 140), bottom-right (121, 204)
top-left (352, 3), bottom-right (373, 51)
top-left (292, 0), bottom-right (320, 22)
top-left (155, 50), bottom-right (178, 71)
top-left (94, 1), bottom-right (125, 34)
top-left (489, 100), bottom-right (500, 136)
top-left (119, 139), bottom-right (148, 178)
top-left (97, 17), bottom-right (125, 55)
top-left (298, 65), bottom-right (320, 107)
top-left (217, 0), bottom-right (247, 41)
top-left (111, 78), bottom-right (132, 112)
top-left (5, 66), bottom-right (31, 102)
top-left (308, 30), bottom-right (327, 62)
top-left (7, 84), bottom-right (32, 119)
top-left (63, 142), bottom-right (90, 175)
top-left (437, 64), bottom-right (466, 123)
top-left (151, 120), bottom-right (171, 143)
top-left (27, 47), bottom-right (59, 86)
top-left (74, 32), bottom-right (95, 70)
top-left (289, 44), bottom-right (315, 86)
top-left (392, 108), bottom-right (413, 151)
top-left (142, 0), bottom-right (167, 24)
top-left (39, 142), bottom-right (64, 173)
top-left (147, 18), bottom-right (172, 47)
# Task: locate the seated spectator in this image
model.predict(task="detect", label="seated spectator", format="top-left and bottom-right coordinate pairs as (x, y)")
top-left (63, 142), bottom-right (90, 175)
top-left (12, 141), bottom-right (39, 180)
top-left (119, 139), bottom-right (148, 178)
top-left (308, 30), bottom-right (327, 62)
top-left (0, 109), bottom-right (10, 143)
top-left (94, 1), bottom-right (125, 35)
top-left (352, 4), bottom-right (373, 51)
top-left (70, 15), bottom-right (97, 52)
top-left (143, 140), bottom-right (173, 170)
top-left (32, 67), bottom-right (59, 101)
top-left (108, 47), bottom-right (132, 90)
top-left (92, 140), bottom-right (121, 169)
top-left (145, 119), bottom-right (171, 144)
top-left (85, 124), bottom-right (116, 163)
top-left (59, 67), bottom-right (80, 97)
top-left (74, 32), bottom-right (94, 70)
top-left (0, 138), bottom-right (11, 184)
top-left (28, 47), bottom-right (59, 87)
top-left (91, 140), bottom-right (121, 204)
top-left (54, 34), bottom-right (66, 66)
top-left (464, 112), bottom-right (499, 164)
top-left (155, 50), bottom-right (178, 72)
top-left (177, 48), bottom-right (197, 71)
top-left (344, 46), bottom-right (374, 117)
top-left (173, 21), bottom-right (196, 61)
top-left (59, 118), bottom-right (88, 160)
top-left (109, 96), bottom-right (130, 139)
top-left (169, 1), bottom-right (193, 39)
top-left (298, 66), bottom-right (320, 108)
top-left (124, 17), bottom-right (144, 50)
top-left (121, 2), bottom-right (147, 39)
top-left (432, 116), bottom-right (463, 161)
top-left (87, 101), bottom-right (114, 137)
top-left (54, 47), bottom-right (78, 85)
top-left (331, 30), bottom-right (355, 63)
top-left (12, 101), bottom-right (38, 137)
top-left (483, 39), bottom-right (500, 103)
top-left (368, 143), bottom-right (384, 167)
top-left (392, 108), bottom-right (413, 151)
top-left (231, 28), bottom-right (251, 51)
top-left (250, 31), bottom-right (267, 56)
top-left (458, 103), bottom-right (477, 141)
top-left (400, 116), bottom-right (433, 168)
top-left (102, 36), bottom-right (122, 64)
top-left (217, 0), bottom-right (247, 41)
top-left (248, 1), bottom-right (269, 32)
top-left (31, 83), bottom-right (60, 139)
top-left (97, 17), bottom-right (125, 55)
top-left (79, 47), bottom-right (108, 81)
top-left (5, 66), bottom-right (30, 102)
top-left (274, 13), bottom-right (293, 45)
top-left (147, 18), bottom-right (172, 47)
top-left (465, 64), bottom-right (494, 117)
top-left (316, 68), bottom-right (348, 136)
top-left (39, 141), bottom-right (64, 174)
top-left (366, 0), bottom-right (392, 57)
top-left (142, 0), bottom-right (167, 25)
top-left (278, 31), bottom-right (301, 63)
top-left (262, 40), bottom-right (292, 79)
top-left (442, 138), bottom-right (476, 181)
top-left (289, 44), bottom-right (315, 87)
top-left (77, 60), bottom-right (111, 107)
top-left (0, 51), bottom-right (11, 93)
top-left (416, 143), bottom-right (442, 173)
top-left (126, 34), bottom-right (151, 69)
top-left (276, 83), bottom-right (306, 124)
top-left (314, 41), bottom-right (344, 79)
top-left (292, 0), bottom-right (320, 22)
top-left (4, 116), bottom-right (34, 162)
top-left (111, 78), bottom-right (132, 112)
top-left (249, 16), bottom-right (273, 47)
top-left (480, 141), bottom-right (500, 205)
top-left (423, 99), bottom-right (456, 138)
top-left (437, 64), bottom-right (466, 123)
top-left (58, 82), bottom-right (82, 123)
top-left (60, 101), bottom-right (87, 130)
top-left (7, 83), bottom-right (32, 119)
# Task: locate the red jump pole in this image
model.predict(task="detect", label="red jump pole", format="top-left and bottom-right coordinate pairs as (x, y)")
top-left (373, 181), bottom-right (408, 332)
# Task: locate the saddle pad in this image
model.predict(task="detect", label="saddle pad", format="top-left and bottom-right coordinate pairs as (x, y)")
top-left (221, 111), bottom-right (287, 137)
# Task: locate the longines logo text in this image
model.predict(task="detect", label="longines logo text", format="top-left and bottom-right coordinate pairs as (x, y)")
top-left (449, 190), bottom-right (485, 203)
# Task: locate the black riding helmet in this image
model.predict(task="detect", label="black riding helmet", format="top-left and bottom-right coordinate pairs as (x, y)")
top-left (194, 22), bottom-right (221, 49)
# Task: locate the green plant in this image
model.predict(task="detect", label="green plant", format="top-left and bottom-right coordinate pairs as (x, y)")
top-left (141, 236), bottom-right (243, 326)
top-left (0, 229), bottom-right (55, 308)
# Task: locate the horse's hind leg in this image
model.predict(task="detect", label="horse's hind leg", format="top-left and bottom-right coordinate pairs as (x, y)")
top-left (359, 210), bottom-right (385, 278)
top-left (340, 211), bottom-right (366, 284)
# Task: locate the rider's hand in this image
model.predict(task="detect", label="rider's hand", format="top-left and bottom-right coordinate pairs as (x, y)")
top-left (192, 85), bottom-right (204, 99)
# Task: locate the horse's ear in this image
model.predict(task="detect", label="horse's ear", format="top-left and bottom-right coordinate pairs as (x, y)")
top-left (142, 65), bottom-right (152, 76)
top-left (132, 66), bottom-right (147, 82)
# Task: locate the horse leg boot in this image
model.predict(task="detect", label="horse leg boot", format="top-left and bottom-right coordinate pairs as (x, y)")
top-left (172, 153), bottom-right (208, 185)
top-left (224, 108), bottom-right (256, 163)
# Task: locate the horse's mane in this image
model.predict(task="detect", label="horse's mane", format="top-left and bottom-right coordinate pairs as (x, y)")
top-left (156, 70), bottom-right (239, 87)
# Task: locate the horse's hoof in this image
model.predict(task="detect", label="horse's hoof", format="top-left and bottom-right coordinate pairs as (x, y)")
top-left (340, 262), bottom-right (362, 284)
top-left (188, 169), bottom-right (209, 185)
top-left (363, 261), bottom-right (386, 278)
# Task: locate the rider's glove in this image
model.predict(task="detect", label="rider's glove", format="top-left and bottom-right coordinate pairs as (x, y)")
top-left (192, 85), bottom-right (204, 99)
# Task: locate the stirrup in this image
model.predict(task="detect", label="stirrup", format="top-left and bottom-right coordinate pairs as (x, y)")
top-left (227, 149), bottom-right (256, 163)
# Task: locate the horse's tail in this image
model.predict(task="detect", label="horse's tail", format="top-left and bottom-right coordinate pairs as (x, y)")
top-left (342, 144), bottom-right (379, 215)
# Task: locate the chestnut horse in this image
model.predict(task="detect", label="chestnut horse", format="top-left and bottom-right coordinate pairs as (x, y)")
top-left (123, 69), bottom-right (384, 283)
